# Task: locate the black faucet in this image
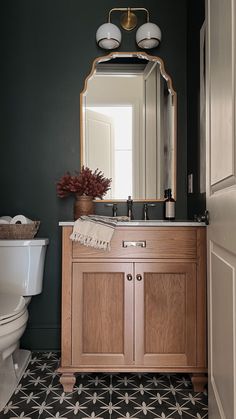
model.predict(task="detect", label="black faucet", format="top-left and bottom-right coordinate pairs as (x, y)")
top-left (143, 203), bottom-right (149, 220)
top-left (113, 203), bottom-right (118, 217)
top-left (104, 203), bottom-right (118, 217)
top-left (127, 195), bottom-right (134, 220)
top-left (143, 203), bottom-right (156, 220)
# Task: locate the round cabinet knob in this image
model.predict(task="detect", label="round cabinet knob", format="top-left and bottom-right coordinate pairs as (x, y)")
top-left (136, 274), bottom-right (142, 281)
top-left (127, 274), bottom-right (133, 281)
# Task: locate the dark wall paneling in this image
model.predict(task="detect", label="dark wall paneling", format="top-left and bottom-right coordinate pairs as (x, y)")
top-left (1, 0), bottom-right (188, 350)
top-left (187, 0), bottom-right (206, 219)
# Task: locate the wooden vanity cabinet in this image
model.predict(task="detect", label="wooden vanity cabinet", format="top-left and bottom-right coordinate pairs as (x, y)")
top-left (58, 226), bottom-right (207, 393)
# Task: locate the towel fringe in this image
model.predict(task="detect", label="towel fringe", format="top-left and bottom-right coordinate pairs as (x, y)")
top-left (70, 231), bottom-right (110, 251)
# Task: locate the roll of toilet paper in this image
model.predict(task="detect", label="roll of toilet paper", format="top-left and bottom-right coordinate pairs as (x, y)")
top-left (0, 216), bottom-right (12, 224)
top-left (10, 215), bottom-right (33, 225)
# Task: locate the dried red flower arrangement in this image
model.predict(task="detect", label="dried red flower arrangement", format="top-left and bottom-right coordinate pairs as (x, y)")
top-left (57, 166), bottom-right (111, 199)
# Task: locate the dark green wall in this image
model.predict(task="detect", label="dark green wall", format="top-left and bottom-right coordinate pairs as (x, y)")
top-left (1, 0), bottom-right (188, 350)
top-left (187, 0), bottom-right (206, 219)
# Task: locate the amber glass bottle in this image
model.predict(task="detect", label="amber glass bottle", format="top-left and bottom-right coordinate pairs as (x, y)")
top-left (164, 188), bottom-right (175, 220)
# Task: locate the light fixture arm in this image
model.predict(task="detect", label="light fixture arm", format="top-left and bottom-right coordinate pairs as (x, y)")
top-left (108, 8), bottom-right (149, 23)
top-left (108, 7), bottom-right (150, 30)
top-left (129, 8), bottom-right (150, 22)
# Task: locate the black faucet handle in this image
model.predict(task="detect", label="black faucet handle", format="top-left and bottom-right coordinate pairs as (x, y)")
top-left (104, 203), bottom-right (118, 217)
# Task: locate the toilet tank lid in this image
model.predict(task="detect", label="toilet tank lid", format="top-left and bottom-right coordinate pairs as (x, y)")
top-left (0, 238), bottom-right (49, 247)
top-left (0, 294), bottom-right (25, 320)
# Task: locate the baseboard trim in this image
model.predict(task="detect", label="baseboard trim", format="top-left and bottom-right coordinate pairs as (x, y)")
top-left (21, 326), bottom-right (60, 351)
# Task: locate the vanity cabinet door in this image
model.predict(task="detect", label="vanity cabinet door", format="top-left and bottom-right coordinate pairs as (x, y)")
top-left (71, 262), bottom-right (134, 367)
top-left (134, 262), bottom-right (197, 367)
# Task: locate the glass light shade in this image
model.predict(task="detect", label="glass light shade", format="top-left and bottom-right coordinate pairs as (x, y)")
top-left (136, 22), bottom-right (162, 49)
top-left (96, 23), bottom-right (121, 49)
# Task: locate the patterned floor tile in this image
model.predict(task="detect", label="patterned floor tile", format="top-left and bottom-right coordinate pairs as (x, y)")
top-left (36, 389), bottom-right (111, 418)
top-left (75, 374), bottom-right (112, 390)
top-left (111, 373), bottom-right (171, 391)
top-left (1, 388), bottom-right (49, 418)
top-left (168, 375), bottom-right (193, 390)
top-left (0, 352), bottom-right (208, 419)
top-left (110, 388), bottom-right (177, 418)
top-left (17, 354), bottom-right (59, 392)
top-left (173, 390), bottom-right (208, 419)
top-left (18, 371), bottom-right (55, 391)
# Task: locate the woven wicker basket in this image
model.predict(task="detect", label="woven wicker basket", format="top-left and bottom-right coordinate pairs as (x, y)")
top-left (0, 221), bottom-right (40, 239)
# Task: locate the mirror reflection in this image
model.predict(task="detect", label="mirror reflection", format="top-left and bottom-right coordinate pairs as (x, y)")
top-left (81, 53), bottom-right (177, 201)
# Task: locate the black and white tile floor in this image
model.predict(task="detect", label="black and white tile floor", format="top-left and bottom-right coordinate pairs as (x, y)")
top-left (1, 352), bottom-right (208, 419)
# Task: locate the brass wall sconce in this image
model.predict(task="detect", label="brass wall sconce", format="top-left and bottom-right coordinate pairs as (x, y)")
top-left (96, 7), bottom-right (162, 50)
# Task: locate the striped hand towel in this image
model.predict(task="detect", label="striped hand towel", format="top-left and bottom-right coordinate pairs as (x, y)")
top-left (70, 215), bottom-right (129, 251)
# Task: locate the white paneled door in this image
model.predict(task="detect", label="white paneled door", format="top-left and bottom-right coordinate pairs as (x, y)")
top-left (206, 0), bottom-right (236, 418)
top-left (85, 109), bottom-right (114, 198)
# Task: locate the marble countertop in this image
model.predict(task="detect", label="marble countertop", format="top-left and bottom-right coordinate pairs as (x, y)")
top-left (59, 220), bottom-right (206, 227)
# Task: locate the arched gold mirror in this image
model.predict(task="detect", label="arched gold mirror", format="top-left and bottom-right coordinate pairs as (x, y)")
top-left (80, 52), bottom-right (177, 201)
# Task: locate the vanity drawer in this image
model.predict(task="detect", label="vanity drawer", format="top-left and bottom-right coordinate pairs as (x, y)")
top-left (72, 227), bottom-right (197, 259)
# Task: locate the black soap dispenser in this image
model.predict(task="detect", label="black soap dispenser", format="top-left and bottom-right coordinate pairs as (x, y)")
top-left (164, 188), bottom-right (175, 220)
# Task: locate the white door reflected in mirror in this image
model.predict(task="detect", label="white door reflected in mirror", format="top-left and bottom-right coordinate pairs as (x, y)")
top-left (86, 106), bottom-right (133, 199)
top-left (81, 52), bottom-right (177, 201)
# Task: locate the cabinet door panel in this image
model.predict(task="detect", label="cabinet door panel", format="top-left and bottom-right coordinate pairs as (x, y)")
top-left (135, 262), bottom-right (197, 367)
top-left (72, 262), bottom-right (133, 366)
top-left (83, 272), bottom-right (124, 353)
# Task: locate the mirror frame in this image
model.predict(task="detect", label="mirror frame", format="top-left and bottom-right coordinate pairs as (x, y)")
top-left (80, 52), bottom-right (177, 202)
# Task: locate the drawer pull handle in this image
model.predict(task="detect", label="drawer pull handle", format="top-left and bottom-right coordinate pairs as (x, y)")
top-left (136, 274), bottom-right (142, 281)
top-left (127, 274), bottom-right (133, 281)
top-left (123, 241), bottom-right (146, 248)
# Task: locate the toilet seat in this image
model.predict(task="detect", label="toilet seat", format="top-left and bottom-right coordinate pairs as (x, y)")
top-left (0, 308), bottom-right (27, 326)
top-left (0, 294), bottom-right (25, 323)
top-left (0, 308), bottom-right (28, 333)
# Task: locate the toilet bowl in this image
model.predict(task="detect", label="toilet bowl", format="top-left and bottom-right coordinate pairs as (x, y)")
top-left (0, 238), bottom-right (48, 411)
top-left (0, 294), bottom-right (28, 361)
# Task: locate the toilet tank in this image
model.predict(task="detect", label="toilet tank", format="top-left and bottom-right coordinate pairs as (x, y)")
top-left (0, 238), bottom-right (49, 296)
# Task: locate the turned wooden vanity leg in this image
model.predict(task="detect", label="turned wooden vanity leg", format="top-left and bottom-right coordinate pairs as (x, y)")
top-left (60, 373), bottom-right (76, 392)
top-left (191, 373), bottom-right (208, 392)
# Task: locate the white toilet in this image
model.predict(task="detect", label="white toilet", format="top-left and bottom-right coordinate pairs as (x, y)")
top-left (0, 238), bottom-right (49, 411)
